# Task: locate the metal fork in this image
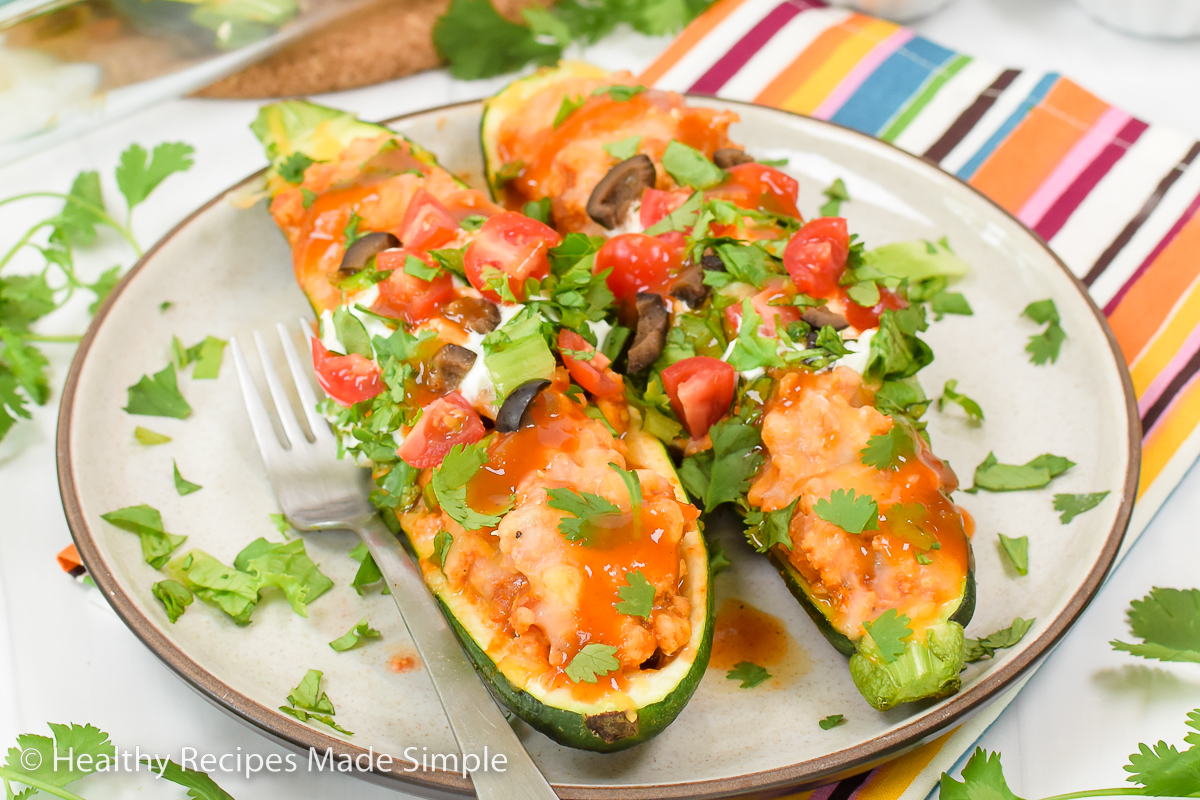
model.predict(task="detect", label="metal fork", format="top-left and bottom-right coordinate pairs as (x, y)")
top-left (230, 323), bottom-right (559, 800)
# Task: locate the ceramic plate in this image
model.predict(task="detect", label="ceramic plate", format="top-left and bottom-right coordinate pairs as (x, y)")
top-left (57, 99), bottom-right (1139, 799)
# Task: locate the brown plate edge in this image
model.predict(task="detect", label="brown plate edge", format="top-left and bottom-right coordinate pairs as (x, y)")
top-left (54, 97), bottom-right (1141, 800)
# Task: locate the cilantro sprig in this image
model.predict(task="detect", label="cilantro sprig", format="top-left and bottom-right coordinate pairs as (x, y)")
top-left (1022, 299), bottom-right (1066, 365)
top-left (1111, 588), bottom-right (1200, 663)
top-left (565, 643), bottom-right (620, 684)
top-left (1, 141), bottom-right (193, 445)
top-left (815, 488), bottom-right (879, 535)
top-left (431, 441), bottom-right (508, 532)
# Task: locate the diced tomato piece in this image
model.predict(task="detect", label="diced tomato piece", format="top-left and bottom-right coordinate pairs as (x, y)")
top-left (397, 392), bottom-right (485, 468)
top-left (558, 330), bottom-right (622, 398)
top-left (639, 188), bottom-right (691, 229)
top-left (594, 232), bottom-right (684, 305)
top-left (725, 285), bottom-right (802, 337)
top-left (783, 217), bottom-right (850, 297)
top-left (463, 211), bottom-right (559, 302)
top-left (372, 249), bottom-right (456, 324)
top-left (398, 189), bottom-right (461, 251)
top-left (661, 357), bottom-right (737, 440)
top-left (311, 337), bottom-right (383, 408)
top-left (708, 163), bottom-right (801, 218)
top-left (843, 286), bottom-right (908, 332)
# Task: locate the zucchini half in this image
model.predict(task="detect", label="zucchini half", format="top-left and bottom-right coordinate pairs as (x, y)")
top-left (480, 60), bottom-right (612, 200)
top-left (400, 430), bottom-right (714, 752)
top-left (768, 546), bottom-right (975, 711)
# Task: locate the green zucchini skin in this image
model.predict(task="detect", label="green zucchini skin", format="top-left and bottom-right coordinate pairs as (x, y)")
top-left (435, 573), bottom-right (714, 752)
top-left (767, 544), bottom-right (976, 710)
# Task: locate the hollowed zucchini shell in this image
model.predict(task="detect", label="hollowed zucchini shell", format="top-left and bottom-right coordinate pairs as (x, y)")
top-left (399, 430), bottom-right (714, 752)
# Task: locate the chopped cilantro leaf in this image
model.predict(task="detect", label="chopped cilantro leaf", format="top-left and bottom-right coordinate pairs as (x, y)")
top-left (166, 550), bottom-right (258, 624)
top-left (860, 424), bottom-right (915, 471)
top-left (234, 537), bottom-right (334, 617)
top-left (329, 618), bottom-right (381, 652)
top-left (1054, 491), bottom-right (1110, 523)
top-left (592, 84), bottom-right (646, 101)
top-left (278, 152), bottom-right (316, 185)
top-left (609, 461), bottom-right (643, 511)
top-left (124, 364), bottom-right (192, 419)
top-left (644, 190), bottom-right (703, 235)
top-left (744, 497), bottom-right (798, 553)
top-left (662, 140), bottom-right (727, 190)
top-left (970, 451), bottom-right (1074, 492)
top-left (101, 504), bottom-right (185, 568)
top-left (134, 426), bottom-right (171, 445)
top-left (301, 188), bottom-right (317, 208)
top-left (615, 570), bottom-right (655, 619)
top-left (1112, 588), bottom-right (1200, 663)
top-left (565, 643), bottom-right (620, 684)
top-left (1022, 299), bottom-right (1066, 365)
top-left (865, 305), bottom-right (933, 384)
top-left (964, 617), bottom-right (1034, 662)
top-left (819, 177), bottom-right (849, 217)
top-left (727, 660), bottom-right (771, 688)
top-left (938, 379), bottom-right (983, 422)
top-left (280, 669), bottom-right (353, 735)
top-left (173, 461), bottom-right (202, 495)
top-left (188, 335), bottom-right (227, 380)
top-left (523, 197), bottom-right (552, 225)
top-left (332, 307), bottom-right (372, 358)
top-left (814, 488), bottom-right (879, 535)
top-left (998, 534), bottom-right (1028, 576)
top-left (554, 94), bottom-right (586, 129)
top-left (708, 538), bottom-right (732, 577)
top-left (432, 442), bottom-right (506, 532)
top-left (547, 487), bottom-right (619, 544)
top-left (819, 714), bottom-right (846, 730)
top-left (931, 290), bottom-right (972, 318)
top-left (678, 417), bottom-right (763, 512)
top-left (862, 609), bottom-right (913, 663)
top-left (349, 541), bottom-right (388, 596)
top-left (603, 135), bottom-right (642, 161)
top-left (433, 529), bottom-right (453, 569)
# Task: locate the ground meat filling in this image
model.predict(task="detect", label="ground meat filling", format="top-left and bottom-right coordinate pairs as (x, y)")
top-left (748, 368), bottom-right (970, 639)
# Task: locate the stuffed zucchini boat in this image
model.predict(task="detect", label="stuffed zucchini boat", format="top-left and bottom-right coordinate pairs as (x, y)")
top-left (251, 100), bottom-right (714, 750)
top-left (480, 66), bottom-right (978, 710)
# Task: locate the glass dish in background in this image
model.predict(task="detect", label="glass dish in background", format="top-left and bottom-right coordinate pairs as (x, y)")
top-left (0, 0), bottom-right (369, 165)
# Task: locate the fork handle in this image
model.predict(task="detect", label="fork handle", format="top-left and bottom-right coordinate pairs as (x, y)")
top-left (353, 515), bottom-right (560, 800)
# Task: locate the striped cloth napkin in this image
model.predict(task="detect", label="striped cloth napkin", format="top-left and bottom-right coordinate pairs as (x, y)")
top-left (639, 0), bottom-right (1200, 796)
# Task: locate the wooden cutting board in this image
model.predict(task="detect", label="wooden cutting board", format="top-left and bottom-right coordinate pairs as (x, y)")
top-left (197, 0), bottom-right (546, 98)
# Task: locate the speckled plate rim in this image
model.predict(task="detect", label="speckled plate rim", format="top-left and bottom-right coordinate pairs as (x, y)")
top-left (56, 98), bottom-right (1141, 800)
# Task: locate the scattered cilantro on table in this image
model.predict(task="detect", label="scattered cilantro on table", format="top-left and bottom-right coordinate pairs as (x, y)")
top-left (566, 644), bottom-right (620, 684)
top-left (0, 142), bottom-right (193, 446)
top-left (1111, 588), bottom-right (1200, 663)
top-left (433, 0), bottom-right (716, 80)
top-left (329, 618), bottom-right (381, 652)
top-left (280, 669), bottom-right (353, 735)
top-left (615, 570), bottom-right (656, 619)
top-left (998, 534), bottom-right (1029, 576)
top-left (964, 618), bottom-right (1034, 663)
top-left (1054, 491), bottom-right (1110, 523)
top-left (727, 661), bottom-right (771, 688)
top-left (1022, 299), bottom-right (1066, 365)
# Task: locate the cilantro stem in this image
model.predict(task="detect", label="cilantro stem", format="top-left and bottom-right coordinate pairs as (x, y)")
top-left (0, 192), bottom-right (142, 257)
top-left (1037, 791), bottom-right (1145, 800)
top-left (23, 333), bottom-right (82, 343)
top-left (0, 766), bottom-right (89, 800)
top-left (0, 220), bottom-right (53, 273)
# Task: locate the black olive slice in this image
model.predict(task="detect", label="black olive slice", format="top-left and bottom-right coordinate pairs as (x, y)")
top-left (801, 306), bottom-right (851, 331)
top-left (713, 148), bottom-right (754, 169)
top-left (495, 379), bottom-right (551, 433)
top-left (338, 231), bottom-right (399, 276)
top-left (626, 292), bottom-right (669, 373)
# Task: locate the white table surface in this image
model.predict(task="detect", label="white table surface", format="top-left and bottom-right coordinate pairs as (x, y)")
top-left (1, 0), bottom-right (1198, 797)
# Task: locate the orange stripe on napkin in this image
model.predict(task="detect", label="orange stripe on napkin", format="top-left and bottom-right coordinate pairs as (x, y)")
top-left (639, 0), bottom-right (754, 85)
top-left (1109, 212), bottom-right (1200, 363)
top-left (765, 16), bottom-right (897, 115)
top-left (853, 729), bottom-right (956, 800)
top-left (754, 16), bottom-right (860, 107)
top-left (1142, 375), bottom-right (1200, 494)
top-left (1129, 275), bottom-right (1200, 394)
top-left (969, 79), bottom-right (1109, 213)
